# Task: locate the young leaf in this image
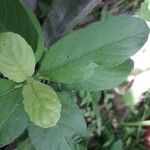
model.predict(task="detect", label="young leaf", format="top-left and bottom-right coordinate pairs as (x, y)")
top-left (0, 103), bottom-right (28, 148)
top-left (28, 92), bottom-right (87, 150)
top-left (0, 32), bottom-right (35, 82)
top-left (0, 79), bottom-right (20, 127)
top-left (23, 79), bottom-right (61, 128)
top-left (40, 16), bottom-right (149, 84)
top-left (0, 0), bottom-right (44, 62)
top-left (69, 59), bottom-right (133, 91)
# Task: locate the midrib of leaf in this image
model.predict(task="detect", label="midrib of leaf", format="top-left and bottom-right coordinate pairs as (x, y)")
top-left (0, 91), bottom-right (20, 128)
top-left (10, 48), bottom-right (28, 77)
top-left (41, 31), bottom-right (147, 74)
top-left (30, 81), bottom-right (45, 108)
top-left (0, 86), bottom-right (16, 97)
top-left (0, 41), bottom-right (28, 78)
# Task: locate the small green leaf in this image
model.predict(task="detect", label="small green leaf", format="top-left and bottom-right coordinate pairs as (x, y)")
top-left (0, 32), bottom-right (35, 82)
top-left (111, 140), bottom-right (123, 150)
top-left (123, 90), bottom-right (137, 114)
top-left (23, 79), bottom-right (61, 128)
top-left (0, 103), bottom-right (28, 148)
top-left (28, 92), bottom-right (87, 150)
top-left (40, 16), bottom-right (149, 84)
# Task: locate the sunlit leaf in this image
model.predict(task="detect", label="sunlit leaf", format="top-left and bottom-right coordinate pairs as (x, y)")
top-left (28, 92), bottom-right (87, 150)
top-left (23, 79), bottom-right (61, 128)
top-left (0, 32), bottom-right (35, 82)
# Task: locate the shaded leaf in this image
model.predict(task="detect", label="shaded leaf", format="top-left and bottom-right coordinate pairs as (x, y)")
top-left (0, 0), bottom-right (44, 62)
top-left (0, 103), bottom-right (28, 148)
top-left (0, 79), bottom-right (20, 127)
top-left (17, 138), bottom-right (35, 150)
top-left (0, 79), bottom-right (28, 147)
top-left (69, 59), bottom-right (133, 91)
top-left (23, 79), bottom-right (61, 128)
top-left (28, 92), bottom-right (87, 150)
top-left (0, 32), bottom-right (35, 82)
top-left (40, 16), bottom-right (149, 84)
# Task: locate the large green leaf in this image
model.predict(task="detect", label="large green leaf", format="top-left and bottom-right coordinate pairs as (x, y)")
top-left (69, 59), bottom-right (133, 91)
top-left (0, 103), bottom-right (28, 148)
top-left (40, 16), bottom-right (149, 84)
top-left (28, 92), bottom-right (87, 150)
top-left (0, 32), bottom-right (35, 82)
top-left (0, 0), bottom-right (44, 62)
top-left (0, 79), bottom-right (20, 127)
top-left (23, 79), bottom-right (61, 128)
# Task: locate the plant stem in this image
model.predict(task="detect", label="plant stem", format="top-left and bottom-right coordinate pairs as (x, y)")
top-left (122, 120), bottom-right (150, 127)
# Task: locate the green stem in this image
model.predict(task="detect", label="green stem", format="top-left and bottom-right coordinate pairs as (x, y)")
top-left (122, 120), bottom-right (150, 127)
top-left (34, 73), bottom-right (50, 81)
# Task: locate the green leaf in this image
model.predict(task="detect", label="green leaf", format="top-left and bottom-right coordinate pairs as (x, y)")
top-left (0, 103), bottom-right (28, 148)
top-left (23, 79), bottom-right (61, 128)
top-left (137, 0), bottom-right (150, 21)
top-left (123, 90), bottom-right (137, 114)
top-left (0, 0), bottom-right (44, 62)
top-left (0, 32), bottom-right (35, 82)
top-left (28, 92), bottom-right (87, 150)
top-left (111, 140), bottom-right (123, 150)
top-left (0, 79), bottom-right (20, 127)
top-left (17, 138), bottom-right (35, 150)
top-left (69, 59), bottom-right (133, 91)
top-left (0, 79), bottom-right (28, 147)
top-left (76, 140), bottom-right (87, 150)
top-left (40, 16), bottom-right (149, 84)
